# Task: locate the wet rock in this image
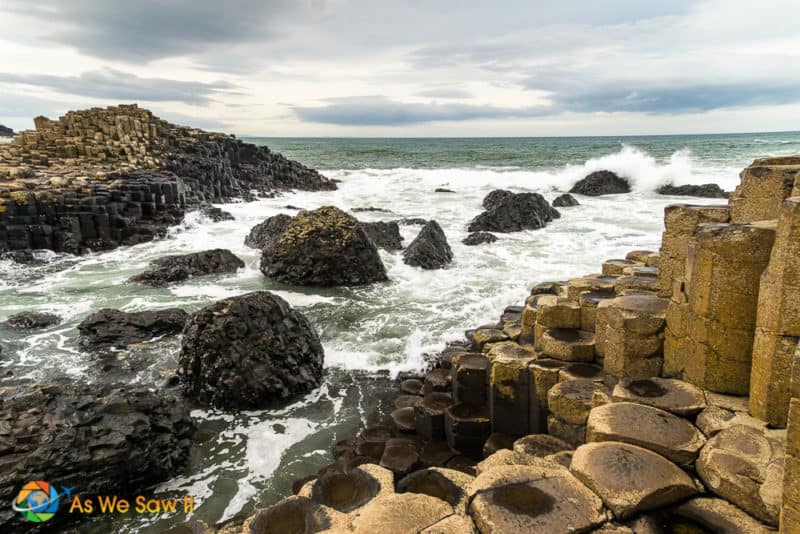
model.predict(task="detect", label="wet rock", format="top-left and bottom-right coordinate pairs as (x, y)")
top-left (352, 206), bottom-right (392, 213)
top-left (657, 183), bottom-right (728, 198)
top-left (0, 381), bottom-right (194, 530)
top-left (462, 232), bottom-right (497, 246)
top-left (552, 193), bottom-right (579, 207)
top-left (435, 188), bottom-right (455, 193)
top-left (178, 291), bottom-right (324, 409)
top-left (468, 464), bottom-right (605, 533)
top-left (199, 204), bottom-right (235, 222)
top-left (415, 392), bottom-right (453, 441)
top-left (78, 307), bottom-right (188, 349)
top-left (445, 403), bottom-right (491, 459)
top-left (260, 206), bottom-right (388, 286)
top-left (402, 220), bottom-right (453, 270)
top-left (481, 189), bottom-right (514, 210)
top-left (612, 377), bottom-right (706, 416)
top-left (380, 438), bottom-right (420, 476)
top-left (570, 441), bottom-right (700, 520)
top-left (5, 311), bottom-right (61, 329)
top-left (129, 249), bottom-right (244, 286)
top-left (391, 406), bottom-right (417, 433)
top-left (359, 221), bottom-right (403, 251)
top-left (244, 213), bottom-right (291, 250)
top-left (513, 434), bottom-right (573, 458)
top-left (570, 170), bottom-right (631, 196)
top-left (468, 192), bottom-right (560, 233)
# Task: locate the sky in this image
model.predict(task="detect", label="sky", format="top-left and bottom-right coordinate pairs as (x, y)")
top-left (0, 0), bottom-right (799, 137)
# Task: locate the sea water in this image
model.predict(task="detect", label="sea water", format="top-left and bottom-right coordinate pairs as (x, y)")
top-left (1, 132), bottom-right (798, 531)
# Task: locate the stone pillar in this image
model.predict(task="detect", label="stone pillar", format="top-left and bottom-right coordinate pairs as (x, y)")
top-left (780, 345), bottom-right (800, 532)
top-left (683, 222), bottom-right (776, 394)
top-left (750, 197), bottom-right (800, 427)
top-left (730, 156), bottom-right (800, 224)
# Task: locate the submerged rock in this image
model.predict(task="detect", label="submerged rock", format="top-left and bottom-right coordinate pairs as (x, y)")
top-left (78, 308), bottom-right (188, 349)
top-left (0, 381), bottom-right (194, 530)
top-left (552, 193), bottom-right (580, 207)
top-left (178, 291), bottom-right (324, 409)
top-left (129, 249), bottom-right (244, 286)
top-left (468, 192), bottom-right (560, 233)
top-left (5, 311), bottom-right (61, 329)
top-left (570, 170), bottom-right (631, 196)
top-left (244, 213), bottom-right (292, 250)
top-left (657, 183), bottom-right (728, 198)
top-left (462, 232), bottom-right (497, 246)
top-left (260, 206), bottom-right (388, 286)
top-left (199, 204), bottom-right (235, 222)
top-left (403, 220), bottom-right (453, 269)
top-left (360, 221), bottom-right (404, 251)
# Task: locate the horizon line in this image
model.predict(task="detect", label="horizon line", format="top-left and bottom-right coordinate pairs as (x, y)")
top-left (237, 129), bottom-right (800, 139)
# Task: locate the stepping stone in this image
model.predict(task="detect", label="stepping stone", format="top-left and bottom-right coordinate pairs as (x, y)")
top-left (400, 378), bottom-right (424, 396)
top-left (305, 463), bottom-right (394, 513)
top-left (529, 358), bottom-right (567, 410)
top-left (476, 449), bottom-right (560, 475)
top-left (445, 455), bottom-right (477, 476)
top-left (586, 402), bottom-right (706, 466)
top-left (612, 377), bottom-right (706, 416)
top-left (626, 250), bottom-right (656, 263)
top-left (548, 379), bottom-right (606, 425)
top-left (531, 281), bottom-right (563, 295)
top-left (394, 394), bottom-right (423, 409)
top-left (424, 368), bottom-right (451, 394)
top-left (544, 451), bottom-right (573, 468)
top-left (547, 416), bottom-right (586, 448)
top-left (560, 362), bottom-right (604, 382)
top-left (485, 341), bottom-right (535, 361)
top-left (489, 353), bottom-right (534, 436)
top-left (621, 265), bottom-right (658, 278)
top-left (671, 497), bottom-right (775, 534)
top-left (567, 275), bottom-right (618, 299)
top-left (513, 434), bottom-right (573, 457)
top-left (380, 438), bottom-right (420, 476)
top-left (695, 406), bottom-right (767, 437)
top-left (602, 259), bottom-right (637, 276)
top-left (502, 320), bottom-right (522, 341)
top-left (397, 467), bottom-right (473, 512)
top-left (418, 440), bottom-right (456, 468)
top-left (471, 328), bottom-right (509, 352)
top-left (451, 353), bottom-right (489, 406)
top-left (390, 406), bottom-right (417, 433)
top-left (696, 424), bottom-right (785, 526)
top-left (482, 432), bottom-right (514, 458)
top-left (349, 493), bottom-right (453, 534)
top-left (468, 464), bottom-right (605, 533)
top-left (520, 295), bottom-right (539, 342)
top-left (540, 328), bottom-right (595, 362)
top-left (414, 392), bottom-right (453, 440)
top-left (579, 291), bottom-right (614, 331)
top-left (536, 295), bottom-right (581, 328)
top-left (247, 496), bottom-right (348, 534)
top-left (570, 442), bottom-right (700, 520)
top-left (614, 275), bottom-right (658, 293)
top-left (355, 425), bottom-right (394, 460)
top-left (444, 403), bottom-right (491, 459)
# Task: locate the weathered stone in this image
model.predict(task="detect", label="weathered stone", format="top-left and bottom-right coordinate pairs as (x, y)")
top-left (626, 250), bottom-right (657, 263)
top-left (552, 193), bottom-right (579, 207)
top-left (129, 248), bottom-right (244, 285)
top-left (394, 394), bottom-right (423, 409)
top-left (468, 192), bottom-right (559, 233)
top-left (420, 514), bottom-right (476, 534)
top-left (695, 406), bottom-right (768, 438)
top-left (391, 407), bottom-right (417, 433)
top-left (380, 438), bottom-right (420, 476)
top-left (178, 291), bottom-right (324, 409)
top-left (579, 291), bottom-right (612, 332)
top-left (397, 467), bottom-right (474, 512)
top-left (612, 377), bottom-right (706, 416)
top-left (657, 183), bottom-right (728, 198)
top-left (536, 295), bottom-right (581, 329)
top-left (424, 368), bottom-right (452, 395)
top-left (586, 402), bottom-right (706, 466)
top-left (490, 354), bottom-right (534, 437)
top-left (360, 220), bottom-right (403, 251)
top-left (403, 220), bottom-right (453, 270)
top-left (544, 451), bottom-right (573, 469)
top-left (445, 403), bottom-right (491, 459)
top-left (729, 157), bottom-right (799, 224)
top-left (471, 328), bottom-right (508, 352)
top-left (559, 362), bottom-right (603, 383)
top-left (475, 449), bottom-right (557, 475)
top-left (5, 311), bottom-right (61, 329)
top-left (78, 307), bottom-right (188, 349)
top-left (481, 189), bottom-right (514, 210)
top-left (462, 232), bottom-right (497, 246)
top-left (304, 463), bottom-right (393, 513)
top-left (482, 433), bottom-right (514, 459)
top-left (451, 354), bottom-right (489, 406)
top-left (567, 275), bottom-right (617, 300)
top-left (546, 416), bottom-right (586, 448)
top-left (570, 442), bottom-right (700, 520)
top-left (415, 392), bottom-right (453, 441)
top-left (603, 259), bottom-right (637, 276)
top-left (540, 328), bottom-right (595, 362)
top-left (400, 378), bottom-right (424, 396)
top-left (245, 496), bottom-right (349, 534)
top-left (570, 170), bottom-right (631, 196)
top-left (548, 379), bottom-right (605, 426)
top-left (750, 328), bottom-right (798, 428)
top-left (349, 493), bottom-right (453, 534)
top-left (670, 497), bottom-right (774, 534)
top-left (244, 213), bottom-right (292, 250)
top-left (513, 434), bottom-right (573, 458)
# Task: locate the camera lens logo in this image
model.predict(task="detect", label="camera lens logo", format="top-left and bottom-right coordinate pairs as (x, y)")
top-left (13, 481), bottom-right (60, 523)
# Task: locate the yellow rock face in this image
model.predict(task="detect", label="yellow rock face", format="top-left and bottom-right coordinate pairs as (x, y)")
top-left (729, 157), bottom-right (800, 224)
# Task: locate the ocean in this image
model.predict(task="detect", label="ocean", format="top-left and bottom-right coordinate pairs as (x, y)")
top-left (1, 132), bottom-right (799, 531)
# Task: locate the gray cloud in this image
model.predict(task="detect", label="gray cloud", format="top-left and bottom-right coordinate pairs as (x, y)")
top-left (415, 89), bottom-right (473, 99)
top-left (0, 69), bottom-right (237, 105)
top-left (293, 96), bottom-right (548, 125)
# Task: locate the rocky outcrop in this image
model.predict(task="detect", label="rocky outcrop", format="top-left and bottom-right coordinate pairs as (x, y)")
top-left (360, 221), bottom-right (404, 251)
top-left (260, 206), bottom-right (388, 286)
top-left (129, 249), bottom-right (244, 285)
top-left (552, 193), bottom-right (580, 207)
top-left (4, 311), bottom-right (61, 329)
top-left (0, 104), bottom-right (335, 256)
top-left (178, 291), bottom-right (324, 409)
top-left (481, 189), bottom-right (514, 210)
top-left (657, 183), bottom-right (728, 198)
top-left (77, 307), bottom-right (188, 349)
top-left (570, 170), bottom-right (631, 196)
top-left (402, 220), bottom-right (453, 269)
top-left (0, 125), bottom-right (13, 137)
top-left (0, 381), bottom-right (194, 531)
top-left (462, 231), bottom-right (497, 246)
top-left (244, 213), bottom-right (292, 250)
top-left (199, 204), bottom-right (235, 222)
top-left (468, 192), bottom-right (560, 233)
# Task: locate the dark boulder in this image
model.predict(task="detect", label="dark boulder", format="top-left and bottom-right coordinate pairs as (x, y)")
top-left (178, 291), bottom-right (324, 408)
top-left (435, 188), bottom-right (456, 193)
top-left (78, 308), bottom-right (188, 349)
top-left (5, 311), bottom-right (61, 329)
top-left (570, 170), bottom-right (631, 196)
top-left (260, 206), bottom-right (388, 286)
top-left (360, 221), bottom-right (403, 251)
top-left (552, 193), bottom-right (580, 207)
top-left (482, 189), bottom-right (514, 210)
top-left (0, 124), bottom-right (12, 137)
top-left (403, 221), bottom-right (453, 270)
top-left (657, 183), bottom-right (728, 198)
top-left (129, 249), bottom-right (245, 286)
top-left (397, 218), bottom-right (428, 226)
top-left (245, 214), bottom-right (292, 250)
top-left (462, 232), bottom-right (498, 246)
top-left (0, 381), bottom-right (194, 530)
top-left (199, 204), bottom-right (235, 222)
top-left (468, 192), bottom-right (560, 233)
top-left (352, 207), bottom-right (392, 213)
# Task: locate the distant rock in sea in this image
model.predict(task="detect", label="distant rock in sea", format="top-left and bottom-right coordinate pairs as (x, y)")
top-left (553, 193), bottom-right (580, 207)
top-left (469, 192), bottom-right (560, 233)
top-left (463, 231), bottom-right (497, 246)
top-left (657, 183), bottom-right (728, 198)
top-left (570, 170), bottom-right (631, 196)
top-left (403, 220), bottom-right (453, 269)
top-left (0, 125), bottom-right (13, 137)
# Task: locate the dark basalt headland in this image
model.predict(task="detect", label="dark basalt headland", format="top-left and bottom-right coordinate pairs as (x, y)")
top-left (0, 104), bottom-right (335, 256)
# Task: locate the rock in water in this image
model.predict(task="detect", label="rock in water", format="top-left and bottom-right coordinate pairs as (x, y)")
top-left (5, 311), bottom-right (61, 329)
top-left (657, 183), bottom-right (728, 198)
top-left (552, 193), bottom-right (580, 207)
top-left (245, 214), bottom-right (292, 250)
top-left (0, 124), bottom-right (13, 137)
top-left (462, 232), bottom-right (498, 246)
top-left (570, 170), bottom-right (631, 196)
top-left (260, 206), bottom-right (388, 286)
top-left (360, 221), bottom-right (404, 251)
top-left (78, 308), bottom-right (188, 349)
top-left (403, 220), bottom-right (453, 269)
top-left (0, 381), bottom-right (194, 530)
top-left (178, 291), bottom-right (325, 408)
top-left (199, 204), bottom-right (235, 222)
top-left (468, 192), bottom-right (560, 233)
top-left (129, 249), bottom-right (245, 285)
top-left (482, 189), bottom-right (515, 210)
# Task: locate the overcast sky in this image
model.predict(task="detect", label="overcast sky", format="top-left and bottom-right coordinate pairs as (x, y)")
top-left (1, 0), bottom-right (799, 136)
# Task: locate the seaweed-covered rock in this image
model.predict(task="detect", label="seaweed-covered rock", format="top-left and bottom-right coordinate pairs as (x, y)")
top-left (178, 291), bottom-right (324, 408)
top-left (570, 170), bottom-right (631, 196)
top-left (657, 183), bottom-right (728, 198)
top-left (403, 220), bottom-right (453, 270)
top-left (360, 221), bottom-right (404, 251)
top-left (129, 249), bottom-right (244, 286)
top-left (468, 193), bottom-right (560, 233)
top-left (260, 206), bottom-right (388, 286)
top-left (462, 232), bottom-right (497, 246)
top-left (244, 214), bottom-right (292, 250)
top-left (552, 193), bottom-right (580, 207)
top-left (5, 311), bottom-right (61, 329)
top-left (78, 308), bottom-right (188, 349)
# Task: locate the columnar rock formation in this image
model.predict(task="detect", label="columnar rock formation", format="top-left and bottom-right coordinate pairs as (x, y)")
top-left (0, 104), bottom-right (335, 255)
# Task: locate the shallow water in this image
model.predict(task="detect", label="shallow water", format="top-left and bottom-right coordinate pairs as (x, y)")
top-left (1, 133), bottom-right (798, 531)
